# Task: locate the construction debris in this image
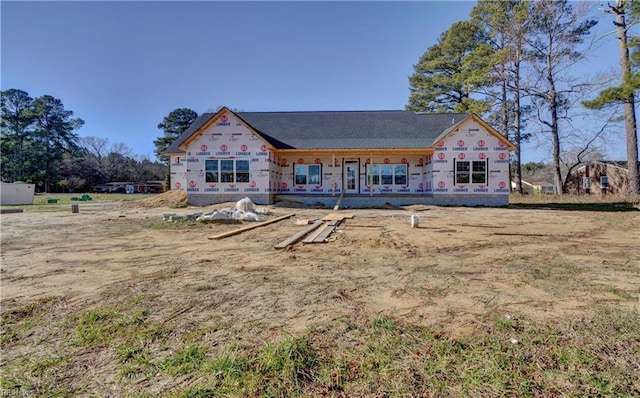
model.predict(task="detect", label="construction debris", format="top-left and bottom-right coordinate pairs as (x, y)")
top-left (321, 213), bottom-right (354, 221)
top-left (196, 210), bottom-right (240, 224)
top-left (208, 213), bottom-right (295, 240)
top-left (308, 220), bottom-right (340, 243)
top-left (274, 212), bottom-right (354, 248)
top-left (274, 220), bottom-right (324, 249)
top-left (197, 197), bottom-right (266, 223)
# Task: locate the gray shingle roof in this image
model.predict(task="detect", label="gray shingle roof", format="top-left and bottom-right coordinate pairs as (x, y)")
top-left (165, 110), bottom-right (471, 154)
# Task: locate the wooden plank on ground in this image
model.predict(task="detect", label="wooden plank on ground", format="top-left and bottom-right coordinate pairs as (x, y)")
top-left (274, 220), bottom-right (324, 249)
top-left (321, 213), bottom-right (354, 221)
top-left (208, 213), bottom-right (294, 240)
top-left (312, 224), bottom-right (337, 243)
top-left (302, 222), bottom-right (328, 244)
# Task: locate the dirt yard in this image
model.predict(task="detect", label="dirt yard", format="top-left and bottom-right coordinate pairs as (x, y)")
top-left (1, 195), bottom-right (639, 395)
top-left (0, 194), bottom-right (640, 397)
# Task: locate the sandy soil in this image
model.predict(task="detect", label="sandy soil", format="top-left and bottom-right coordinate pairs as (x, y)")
top-left (1, 198), bottom-right (639, 339)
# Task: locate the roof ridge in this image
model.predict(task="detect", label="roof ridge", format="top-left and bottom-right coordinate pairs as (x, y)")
top-left (237, 109), bottom-right (408, 114)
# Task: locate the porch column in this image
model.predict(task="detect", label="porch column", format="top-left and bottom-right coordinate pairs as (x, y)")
top-left (332, 154), bottom-right (336, 196)
top-left (369, 153), bottom-right (374, 197)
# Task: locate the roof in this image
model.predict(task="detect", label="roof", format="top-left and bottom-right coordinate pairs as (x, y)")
top-left (574, 160), bottom-right (640, 173)
top-left (165, 108), bottom-right (506, 154)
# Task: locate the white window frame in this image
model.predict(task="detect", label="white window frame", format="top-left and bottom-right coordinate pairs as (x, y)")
top-left (455, 160), bottom-right (487, 185)
top-left (205, 159), bottom-right (250, 183)
top-left (294, 164), bottom-right (322, 185)
top-left (366, 163), bottom-right (408, 185)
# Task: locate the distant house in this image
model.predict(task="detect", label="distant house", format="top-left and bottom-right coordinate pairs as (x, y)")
top-left (567, 161), bottom-right (640, 194)
top-left (511, 179), bottom-right (555, 195)
top-left (164, 107), bottom-right (516, 207)
top-left (92, 181), bottom-right (164, 194)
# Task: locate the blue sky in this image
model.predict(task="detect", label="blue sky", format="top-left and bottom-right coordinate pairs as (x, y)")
top-left (1, 1), bottom-right (630, 162)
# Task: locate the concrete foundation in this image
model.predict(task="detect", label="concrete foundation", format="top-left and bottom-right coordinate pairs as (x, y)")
top-left (186, 192), bottom-right (509, 208)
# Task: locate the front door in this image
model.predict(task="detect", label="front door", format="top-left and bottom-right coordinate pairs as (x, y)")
top-left (344, 159), bottom-right (359, 194)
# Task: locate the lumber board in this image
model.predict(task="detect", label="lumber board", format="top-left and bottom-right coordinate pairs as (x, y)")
top-left (321, 213), bottom-right (354, 221)
top-left (0, 208), bottom-right (24, 214)
top-left (302, 222), bottom-right (328, 244)
top-left (274, 220), bottom-right (324, 249)
top-left (208, 213), bottom-right (294, 240)
top-left (312, 224), bottom-right (336, 243)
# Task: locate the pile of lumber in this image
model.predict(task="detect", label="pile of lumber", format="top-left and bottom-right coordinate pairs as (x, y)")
top-left (274, 213), bottom-right (353, 249)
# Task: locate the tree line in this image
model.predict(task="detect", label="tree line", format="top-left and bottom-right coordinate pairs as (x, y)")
top-left (407, 0), bottom-right (639, 195)
top-left (1, 89), bottom-right (165, 193)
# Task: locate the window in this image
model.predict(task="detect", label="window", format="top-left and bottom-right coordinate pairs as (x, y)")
top-left (472, 161), bottom-right (486, 184)
top-left (205, 160), bottom-right (218, 183)
top-left (295, 164), bottom-right (322, 185)
top-left (456, 161), bottom-right (470, 184)
top-left (456, 161), bottom-right (486, 184)
top-left (366, 164), bottom-right (407, 185)
top-left (236, 160), bottom-right (250, 182)
top-left (395, 164), bottom-right (407, 185)
top-left (205, 159), bottom-right (250, 183)
top-left (221, 160), bottom-right (234, 182)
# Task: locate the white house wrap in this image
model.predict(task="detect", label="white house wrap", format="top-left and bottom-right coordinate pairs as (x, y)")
top-left (165, 107), bottom-right (516, 207)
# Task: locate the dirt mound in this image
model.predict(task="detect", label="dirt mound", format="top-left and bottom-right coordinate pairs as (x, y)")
top-left (129, 190), bottom-right (188, 208)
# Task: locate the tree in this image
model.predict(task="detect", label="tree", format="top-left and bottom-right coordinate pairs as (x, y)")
top-left (29, 95), bottom-right (84, 192)
top-left (583, 0), bottom-right (639, 196)
top-left (154, 108), bottom-right (198, 162)
top-left (471, 0), bottom-right (532, 194)
top-left (80, 136), bottom-right (134, 184)
top-left (526, 0), bottom-right (597, 195)
top-left (407, 20), bottom-right (493, 114)
top-left (1, 89), bottom-right (35, 182)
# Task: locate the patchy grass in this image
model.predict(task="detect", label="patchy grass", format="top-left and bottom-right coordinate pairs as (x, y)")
top-left (2, 293), bottom-right (639, 397)
top-left (509, 193), bottom-right (640, 211)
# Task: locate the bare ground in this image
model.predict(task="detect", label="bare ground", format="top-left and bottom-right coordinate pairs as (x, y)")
top-left (1, 197), bottom-right (639, 394)
top-left (0, 195), bottom-right (640, 396)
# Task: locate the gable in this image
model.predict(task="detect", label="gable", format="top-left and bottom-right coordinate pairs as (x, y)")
top-left (164, 108), bottom-right (276, 155)
top-left (432, 114), bottom-right (516, 152)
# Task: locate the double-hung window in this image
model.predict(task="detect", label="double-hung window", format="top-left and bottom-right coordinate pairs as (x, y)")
top-left (205, 160), bottom-right (219, 183)
top-left (456, 161), bottom-right (486, 184)
top-left (472, 161), bottom-right (486, 183)
top-left (294, 164), bottom-right (321, 185)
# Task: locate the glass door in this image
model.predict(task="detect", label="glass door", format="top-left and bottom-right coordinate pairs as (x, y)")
top-left (344, 159), bottom-right (359, 193)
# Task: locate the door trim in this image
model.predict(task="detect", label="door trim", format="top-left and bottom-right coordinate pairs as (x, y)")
top-left (343, 158), bottom-right (359, 194)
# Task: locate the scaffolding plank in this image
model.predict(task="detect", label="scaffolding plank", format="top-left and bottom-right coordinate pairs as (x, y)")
top-left (208, 213), bottom-right (294, 240)
top-left (274, 220), bottom-right (324, 249)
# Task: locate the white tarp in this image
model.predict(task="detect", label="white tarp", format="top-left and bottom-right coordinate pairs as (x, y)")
top-left (196, 197), bottom-right (266, 223)
top-left (0, 182), bottom-right (35, 205)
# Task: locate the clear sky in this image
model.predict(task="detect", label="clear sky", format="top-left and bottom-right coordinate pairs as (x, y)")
top-left (0, 1), bottom-right (629, 163)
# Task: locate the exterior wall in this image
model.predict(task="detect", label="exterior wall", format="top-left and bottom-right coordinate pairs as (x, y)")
top-left (567, 162), bottom-right (631, 195)
top-left (432, 120), bottom-right (510, 201)
top-left (278, 155), bottom-right (342, 194)
top-left (174, 112), bottom-right (276, 204)
top-left (172, 114), bottom-right (512, 207)
top-left (169, 155), bottom-right (188, 191)
top-left (360, 154), bottom-right (430, 194)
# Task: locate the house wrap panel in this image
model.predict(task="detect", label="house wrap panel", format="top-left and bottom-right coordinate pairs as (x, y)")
top-left (432, 119), bottom-right (510, 195)
top-left (183, 112), bottom-right (272, 195)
